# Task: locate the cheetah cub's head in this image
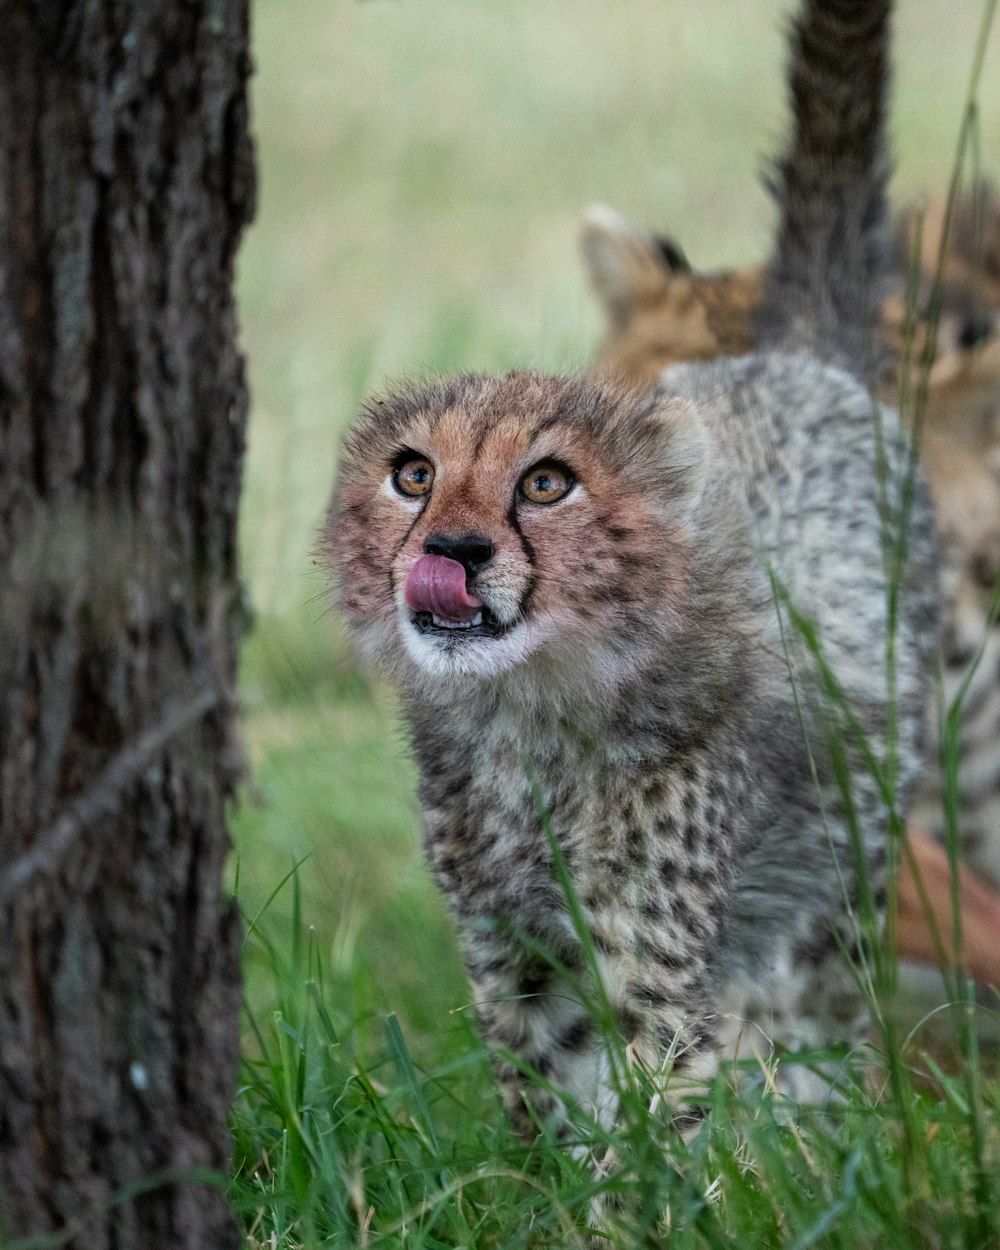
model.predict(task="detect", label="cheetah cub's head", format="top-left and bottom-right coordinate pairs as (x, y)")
top-left (326, 371), bottom-right (707, 689)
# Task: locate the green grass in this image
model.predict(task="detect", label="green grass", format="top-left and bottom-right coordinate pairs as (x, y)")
top-left (230, 0), bottom-right (1000, 1245)
top-left (231, 871), bottom-right (1000, 1249)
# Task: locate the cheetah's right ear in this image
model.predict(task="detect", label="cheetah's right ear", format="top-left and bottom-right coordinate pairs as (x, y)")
top-left (579, 204), bottom-right (690, 329)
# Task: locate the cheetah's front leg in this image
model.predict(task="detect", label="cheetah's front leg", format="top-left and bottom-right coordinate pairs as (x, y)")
top-left (463, 914), bottom-right (720, 1157)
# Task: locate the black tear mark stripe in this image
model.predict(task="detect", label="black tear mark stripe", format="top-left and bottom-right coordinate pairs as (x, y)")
top-left (506, 495), bottom-right (538, 617)
top-left (392, 501), bottom-right (430, 568)
top-left (388, 498), bottom-right (435, 605)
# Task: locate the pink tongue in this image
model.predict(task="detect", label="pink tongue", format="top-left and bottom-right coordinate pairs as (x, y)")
top-left (404, 555), bottom-right (483, 622)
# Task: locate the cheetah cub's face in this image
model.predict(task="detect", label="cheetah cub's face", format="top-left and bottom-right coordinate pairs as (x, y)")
top-left (327, 371), bottom-right (706, 688)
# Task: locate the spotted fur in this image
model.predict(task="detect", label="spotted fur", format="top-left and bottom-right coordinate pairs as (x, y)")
top-left (581, 186), bottom-right (1000, 889)
top-left (324, 0), bottom-right (936, 1191)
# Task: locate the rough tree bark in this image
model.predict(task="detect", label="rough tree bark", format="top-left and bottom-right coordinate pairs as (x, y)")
top-left (0, 3), bottom-right (254, 1246)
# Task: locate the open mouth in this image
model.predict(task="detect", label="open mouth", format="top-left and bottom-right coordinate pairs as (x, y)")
top-left (404, 553), bottom-right (513, 641)
top-left (411, 607), bottom-right (510, 639)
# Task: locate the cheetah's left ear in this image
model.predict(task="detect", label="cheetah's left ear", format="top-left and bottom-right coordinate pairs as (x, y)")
top-left (645, 395), bottom-right (710, 523)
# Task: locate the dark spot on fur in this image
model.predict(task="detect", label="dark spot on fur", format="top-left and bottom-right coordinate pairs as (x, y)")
top-left (657, 1022), bottom-right (678, 1053)
top-left (645, 940), bottom-right (685, 971)
top-left (517, 959), bottom-right (550, 998)
top-left (672, 1102), bottom-right (707, 1128)
top-left (556, 1016), bottom-right (592, 1053)
top-left (617, 1006), bottom-right (641, 1040)
top-left (632, 981), bottom-right (671, 1009)
top-left (682, 821), bottom-right (701, 854)
top-left (957, 312), bottom-right (994, 349)
top-left (671, 894), bottom-right (715, 943)
top-left (644, 780), bottom-right (664, 805)
top-left (469, 954), bottom-right (510, 979)
top-left (526, 1050), bottom-right (554, 1078)
top-left (794, 930), bottom-right (836, 966)
top-left (435, 854), bottom-right (460, 880)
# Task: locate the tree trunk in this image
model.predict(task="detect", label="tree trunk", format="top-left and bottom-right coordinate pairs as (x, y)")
top-left (0, 3), bottom-right (254, 1246)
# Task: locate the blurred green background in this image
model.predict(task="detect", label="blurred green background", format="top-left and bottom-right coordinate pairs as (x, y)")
top-left (233, 0), bottom-right (1000, 1052)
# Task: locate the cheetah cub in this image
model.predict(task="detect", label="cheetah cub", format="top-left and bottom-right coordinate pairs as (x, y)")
top-left (325, 0), bottom-right (936, 1164)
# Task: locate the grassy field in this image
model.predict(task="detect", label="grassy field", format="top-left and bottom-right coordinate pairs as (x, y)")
top-left (230, 1), bottom-right (1000, 1245)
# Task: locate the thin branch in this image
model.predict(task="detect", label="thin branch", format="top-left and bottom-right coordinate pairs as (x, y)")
top-left (0, 687), bottom-right (219, 906)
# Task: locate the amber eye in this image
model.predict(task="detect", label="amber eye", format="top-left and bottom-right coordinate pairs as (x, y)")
top-left (392, 456), bottom-right (435, 498)
top-left (519, 461), bottom-right (574, 505)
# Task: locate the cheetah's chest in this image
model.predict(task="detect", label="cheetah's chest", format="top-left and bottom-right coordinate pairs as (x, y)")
top-left (417, 711), bottom-right (746, 948)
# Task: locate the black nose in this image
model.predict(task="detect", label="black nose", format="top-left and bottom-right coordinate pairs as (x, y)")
top-left (424, 532), bottom-right (495, 572)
